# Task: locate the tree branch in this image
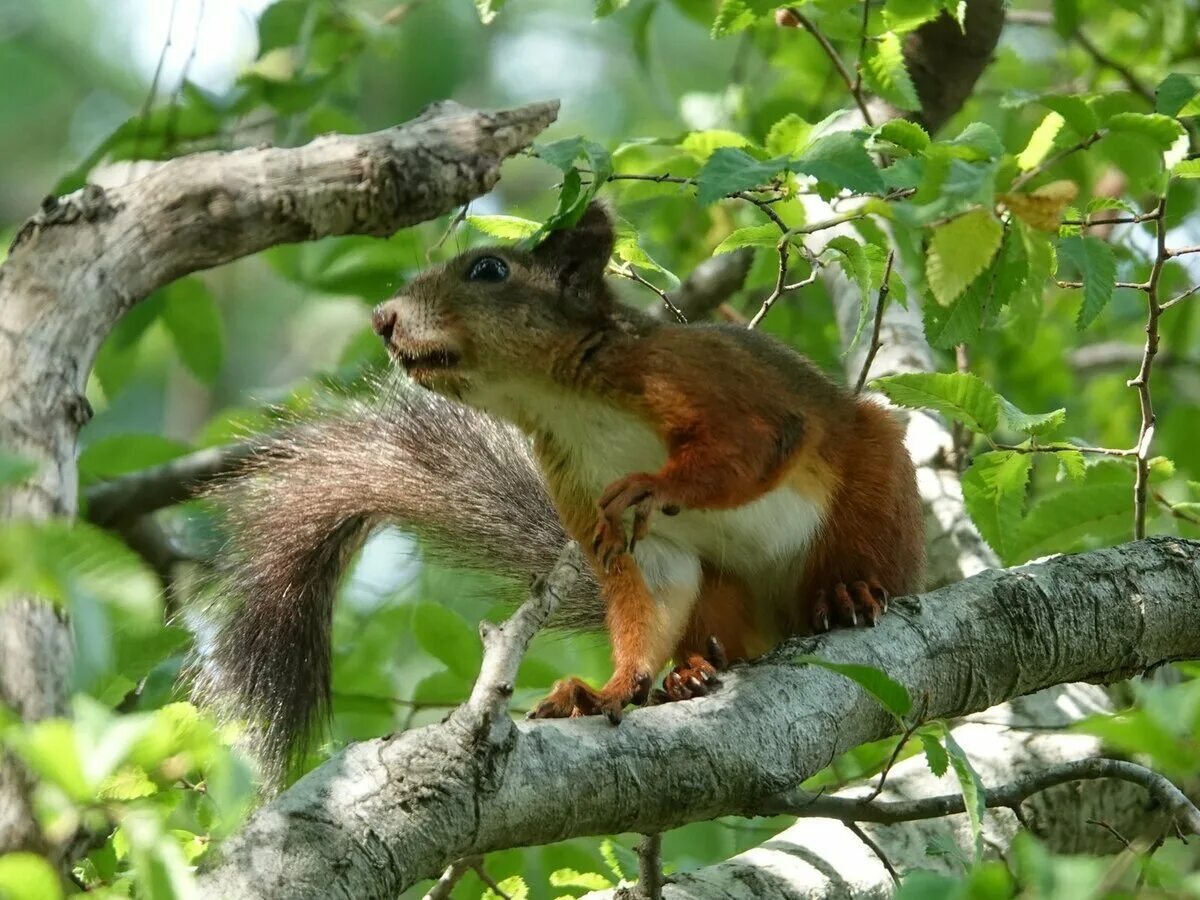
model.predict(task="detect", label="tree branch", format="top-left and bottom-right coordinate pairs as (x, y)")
top-left (197, 537), bottom-right (1200, 898)
top-left (0, 99), bottom-right (559, 857)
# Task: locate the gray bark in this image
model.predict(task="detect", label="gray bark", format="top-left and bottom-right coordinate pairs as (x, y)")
top-left (0, 99), bottom-right (559, 856)
top-left (197, 537), bottom-right (1200, 899)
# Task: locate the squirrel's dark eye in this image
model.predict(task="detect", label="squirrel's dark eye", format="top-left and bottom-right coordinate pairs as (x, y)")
top-left (466, 256), bottom-right (509, 283)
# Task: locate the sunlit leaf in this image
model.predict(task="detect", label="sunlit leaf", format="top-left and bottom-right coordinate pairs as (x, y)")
top-left (926, 210), bottom-right (1003, 305)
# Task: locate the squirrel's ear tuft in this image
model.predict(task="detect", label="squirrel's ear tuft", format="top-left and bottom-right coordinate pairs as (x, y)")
top-left (532, 201), bottom-right (615, 292)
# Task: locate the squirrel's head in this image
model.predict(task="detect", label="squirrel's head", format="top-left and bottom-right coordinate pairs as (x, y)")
top-left (372, 202), bottom-right (618, 393)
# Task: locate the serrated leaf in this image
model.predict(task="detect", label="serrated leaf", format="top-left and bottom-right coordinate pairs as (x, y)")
top-left (710, 0), bottom-right (774, 37)
top-left (998, 397), bottom-right (1066, 437)
top-left (998, 180), bottom-right (1078, 232)
top-left (613, 222), bottom-right (680, 286)
top-left (961, 451), bottom-right (1033, 564)
top-left (1156, 73), bottom-right (1200, 117)
top-left (863, 32), bottom-right (921, 111)
top-left (594, 0), bottom-right (630, 16)
top-left (161, 277), bottom-right (225, 384)
top-left (679, 129), bottom-right (755, 161)
top-left (1017, 111), bottom-right (1064, 171)
top-left (926, 210), bottom-right (1003, 305)
top-left (474, 0), bottom-right (505, 24)
top-left (923, 273), bottom-right (988, 348)
top-left (1011, 462), bottom-right (1133, 561)
top-left (411, 603), bottom-right (481, 680)
top-left (883, 0), bottom-right (941, 32)
top-left (712, 223), bottom-right (780, 254)
top-left (919, 729), bottom-right (950, 777)
top-left (876, 119), bottom-right (931, 155)
top-left (484, 876), bottom-right (528, 900)
top-left (1036, 95), bottom-right (1099, 138)
top-left (872, 372), bottom-right (1000, 433)
top-left (824, 236), bottom-right (872, 348)
top-left (466, 215), bottom-right (541, 240)
top-left (794, 655), bottom-right (912, 717)
top-left (1058, 450), bottom-right (1086, 482)
top-left (600, 838), bottom-right (635, 881)
top-left (550, 868), bottom-right (612, 890)
top-left (795, 132), bottom-right (886, 194)
top-left (765, 114), bottom-right (813, 157)
top-left (944, 732), bottom-right (986, 860)
top-left (1107, 112), bottom-right (1186, 150)
top-left (696, 148), bottom-right (790, 205)
top-left (1057, 235), bottom-right (1115, 330)
top-left (1171, 158), bottom-right (1200, 179)
top-left (945, 122), bottom-right (1004, 161)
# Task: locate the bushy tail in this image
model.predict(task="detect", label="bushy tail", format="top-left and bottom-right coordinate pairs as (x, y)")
top-left (191, 386), bottom-right (600, 786)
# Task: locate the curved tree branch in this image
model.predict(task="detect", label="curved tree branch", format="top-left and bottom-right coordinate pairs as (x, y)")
top-left (0, 99), bottom-right (559, 857)
top-left (197, 537), bottom-right (1200, 898)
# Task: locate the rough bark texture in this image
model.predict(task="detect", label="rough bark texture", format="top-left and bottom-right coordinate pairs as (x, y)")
top-left (0, 99), bottom-right (559, 856)
top-left (197, 537), bottom-right (1200, 899)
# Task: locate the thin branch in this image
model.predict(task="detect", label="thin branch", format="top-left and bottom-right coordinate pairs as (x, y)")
top-left (786, 8), bottom-right (875, 126)
top-left (865, 693), bottom-right (928, 802)
top-left (634, 833), bottom-right (664, 900)
top-left (855, 250), bottom-right (893, 393)
top-left (1072, 29), bottom-right (1155, 105)
top-left (422, 856), bottom-right (478, 900)
top-left (760, 758), bottom-right (1200, 835)
top-left (1011, 131), bottom-right (1103, 190)
top-left (993, 442), bottom-right (1135, 458)
top-left (1130, 198), bottom-right (1167, 540)
top-left (427, 205), bottom-right (469, 261)
top-left (611, 264), bottom-right (688, 324)
top-left (470, 860), bottom-right (511, 900)
top-left (1160, 281), bottom-right (1200, 312)
top-left (844, 821), bottom-right (899, 884)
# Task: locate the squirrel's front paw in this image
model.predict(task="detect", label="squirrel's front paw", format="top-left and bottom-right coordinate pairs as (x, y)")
top-left (656, 635), bottom-right (728, 702)
top-left (527, 671), bottom-right (652, 724)
top-left (592, 474), bottom-right (663, 571)
top-left (810, 578), bottom-right (890, 632)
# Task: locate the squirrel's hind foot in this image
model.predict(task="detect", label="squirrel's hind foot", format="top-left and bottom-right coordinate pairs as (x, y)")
top-left (654, 635), bottom-right (728, 703)
top-left (810, 579), bottom-right (889, 632)
top-left (527, 670), bottom-right (653, 724)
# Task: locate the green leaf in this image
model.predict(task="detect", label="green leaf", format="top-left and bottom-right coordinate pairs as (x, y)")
top-left (0, 449), bottom-right (36, 486)
top-left (944, 122), bottom-right (1005, 161)
top-left (1017, 111), bottom-right (1064, 171)
top-left (712, 223), bottom-right (780, 254)
top-left (926, 210), bottom-right (1003, 305)
top-left (765, 114), bottom-right (813, 157)
top-left (710, 0), bottom-right (775, 37)
top-left (0, 853), bottom-right (63, 900)
top-left (411, 603), bottom-right (482, 680)
top-left (679, 129), bottom-right (755, 161)
top-left (875, 120), bottom-right (931, 155)
top-left (794, 132), bottom-right (886, 194)
top-left (466, 215), bottom-right (542, 241)
top-left (961, 451), bottom-right (1033, 564)
top-left (997, 398), bottom-right (1066, 437)
top-left (863, 33), bottom-right (921, 111)
top-left (1157, 73), bottom-right (1200, 117)
top-left (1171, 158), bottom-right (1200, 179)
top-left (883, 0), bottom-right (941, 32)
top-left (600, 839), bottom-right (636, 881)
top-left (161, 277), bottom-right (225, 384)
top-left (550, 869), bottom-right (612, 890)
top-left (1057, 235), bottom-right (1116, 330)
top-left (794, 655), bottom-right (912, 717)
top-left (613, 221), bottom-right (680, 285)
top-left (77, 434), bottom-right (190, 485)
top-left (944, 731), bottom-right (987, 860)
top-left (823, 236), bottom-right (872, 348)
top-left (1010, 463), bottom-right (1134, 561)
top-left (1107, 112), bottom-right (1186, 150)
top-left (872, 372), bottom-right (1000, 433)
top-left (918, 728), bottom-right (949, 777)
top-left (594, 0), bottom-right (630, 15)
top-left (1035, 95), bottom-right (1098, 139)
top-left (695, 148), bottom-right (789, 205)
top-left (474, 0), bottom-right (506, 23)
top-left (1058, 450), bottom-right (1086, 482)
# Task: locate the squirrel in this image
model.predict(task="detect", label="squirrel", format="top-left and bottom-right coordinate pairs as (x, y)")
top-left (194, 202), bottom-right (925, 785)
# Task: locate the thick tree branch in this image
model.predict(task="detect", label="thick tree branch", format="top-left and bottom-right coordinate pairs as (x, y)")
top-left (197, 537), bottom-right (1200, 898)
top-left (0, 100), bottom-right (559, 857)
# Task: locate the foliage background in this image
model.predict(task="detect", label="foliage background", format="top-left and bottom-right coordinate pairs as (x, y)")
top-left (1, 0), bottom-right (1199, 897)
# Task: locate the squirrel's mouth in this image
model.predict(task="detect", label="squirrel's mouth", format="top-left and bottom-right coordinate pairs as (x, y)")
top-left (395, 347), bottom-right (461, 373)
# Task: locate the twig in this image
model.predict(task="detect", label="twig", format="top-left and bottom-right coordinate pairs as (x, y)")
top-left (760, 758), bottom-right (1200, 835)
top-left (786, 8), bottom-right (875, 126)
top-left (612, 264), bottom-right (688, 324)
top-left (845, 821), bottom-right (899, 884)
top-left (1011, 131), bottom-right (1103, 190)
top-left (422, 856), bottom-right (478, 900)
top-left (1072, 29), bottom-right (1154, 105)
top-left (855, 250), bottom-right (893, 393)
top-left (659, 249), bottom-right (752, 322)
top-left (865, 693), bottom-right (928, 802)
top-left (1154, 490), bottom-right (1200, 527)
top-left (427, 205), bottom-right (469, 261)
top-left (1160, 281), bottom-right (1200, 312)
top-left (993, 442), bottom-right (1134, 458)
top-left (1130, 198), bottom-right (1167, 540)
top-left (470, 859), bottom-right (511, 900)
top-left (634, 833), bottom-right (664, 900)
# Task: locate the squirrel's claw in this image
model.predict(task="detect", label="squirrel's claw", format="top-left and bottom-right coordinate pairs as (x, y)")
top-left (658, 635), bottom-right (728, 703)
top-left (528, 671), bottom-right (651, 722)
top-left (809, 578), bottom-right (889, 633)
top-left (593, 474), bottom-right (663, 570)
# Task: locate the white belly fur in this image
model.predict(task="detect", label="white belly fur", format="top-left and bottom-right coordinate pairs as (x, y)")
top-left (468, 379), bottom-right (825, 599)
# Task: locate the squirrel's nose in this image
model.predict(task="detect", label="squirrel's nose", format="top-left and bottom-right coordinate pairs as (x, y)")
top-left (372, 303), bottom-right (397, 344)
